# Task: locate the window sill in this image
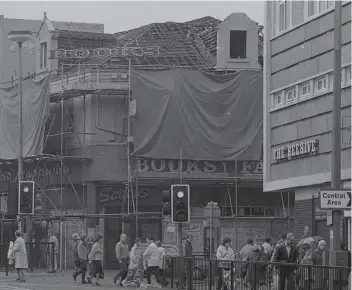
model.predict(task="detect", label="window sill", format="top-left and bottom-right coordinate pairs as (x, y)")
top-left (270, 2), bottom-right (350, 41)
top-left (228, 59), bottom-right (249, 63)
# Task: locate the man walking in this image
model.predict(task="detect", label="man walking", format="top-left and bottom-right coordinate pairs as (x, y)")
top-left (271, 233), bottom-right (298, 290)
top-left (48, 230), bottom-right (59, 273)
top-left (113, 234), bottom-right (130, 286)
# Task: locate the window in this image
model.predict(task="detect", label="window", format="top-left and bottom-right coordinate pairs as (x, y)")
top-left (286, 87), bottom-right (297, 103)
top-left (346, 66), bottom-right (352, 83)
top-left (67, 112), bottom-right (74, 133)
top-left (315, 76), bottom-right (328, 93)
top-left (40, 42), bottom-right (47, 69)
top-left (278, 1), bottom-right (286, 32)
top-left (272, 92), bottom-right (283, 109)
top-left (301, 81), bottom-right (312, 98)
top-left (308, 0), bottom-right (318, 17)
top-left (319, 0), bottom-right (328, 12)
top-left (230, 30), bottom-right (247, 59)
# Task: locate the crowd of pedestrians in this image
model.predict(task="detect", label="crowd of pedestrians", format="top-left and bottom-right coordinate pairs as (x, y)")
top-left (214, 227), bottom-right (351, 290)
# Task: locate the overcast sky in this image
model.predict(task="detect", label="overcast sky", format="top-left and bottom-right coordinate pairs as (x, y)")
top-left (0, 1), bottom-right (264, 33)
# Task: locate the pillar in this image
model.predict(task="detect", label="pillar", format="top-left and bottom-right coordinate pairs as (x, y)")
top-left (86, 182), bottom-right (99, 236)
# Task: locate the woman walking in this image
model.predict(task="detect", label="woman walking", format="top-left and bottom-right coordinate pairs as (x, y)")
top-left (72, 233), bottom-right (80, 280)
top-left (13, 230), bottom-right (28, 282)
top-left (73, 235), bottom-right (89, 284)
top-left (88, 235), bottom-right (104, 286)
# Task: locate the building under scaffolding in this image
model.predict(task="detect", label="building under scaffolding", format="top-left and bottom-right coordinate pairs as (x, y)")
top-left (0, 13), bottom-right (295, 271)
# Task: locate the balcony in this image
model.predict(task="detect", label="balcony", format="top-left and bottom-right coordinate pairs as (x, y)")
top-left (49, 68), bottom-right (130, 101)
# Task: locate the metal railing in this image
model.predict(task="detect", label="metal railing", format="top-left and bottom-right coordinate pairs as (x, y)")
top-left (0, 242), bottom-right (56, 275)
top-left (165, 256), bottom-right (351, 290)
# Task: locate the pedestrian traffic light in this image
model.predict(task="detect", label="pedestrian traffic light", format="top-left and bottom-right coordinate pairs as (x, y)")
top-left (171, 184), bottom-right (190, 223)
top-left (162, 189), bottom-right (171, 216)
top-left (18, 181), bottom-right (35, 215)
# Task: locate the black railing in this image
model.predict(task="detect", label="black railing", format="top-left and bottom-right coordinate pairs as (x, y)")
top-left (0, 242), bottom-right (55, 275)
top-left (165, 256), bottom-right (351, 290)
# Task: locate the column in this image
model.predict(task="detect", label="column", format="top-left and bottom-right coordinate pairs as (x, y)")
top-left (86, 182), bottom-right (98, 236)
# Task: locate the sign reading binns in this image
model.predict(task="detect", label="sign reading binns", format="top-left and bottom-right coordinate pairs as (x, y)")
top-left (49, 46), bottom-right (160, 59)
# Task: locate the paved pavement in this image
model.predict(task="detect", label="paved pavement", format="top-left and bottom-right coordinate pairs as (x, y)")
top-left (0, 270), bottom-right (137, 290)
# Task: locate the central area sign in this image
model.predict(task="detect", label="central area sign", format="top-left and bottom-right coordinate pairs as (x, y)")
top-left (319, 189), bottom-right (351, 210)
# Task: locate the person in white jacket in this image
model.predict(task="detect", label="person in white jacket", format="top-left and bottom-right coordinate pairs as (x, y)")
top-left (216, 237), bottom-right (235, 290)
top-left (143, 237), bottom-right (162, 288)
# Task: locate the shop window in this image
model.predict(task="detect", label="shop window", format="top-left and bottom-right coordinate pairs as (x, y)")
top-left (315, 75), bottom-right (328, 93)
top-left (285, 87), bottom-right (297, 103)
top-left (40, 42), bottom-right (47, 69)
top-left (300, 81), bottom-right (312, 98)
top-left (230, 30), bottom-right (247, 59)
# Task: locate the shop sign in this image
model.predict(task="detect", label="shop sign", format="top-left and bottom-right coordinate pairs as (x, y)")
top-left (319, 189), bottom-right (351, 210)
top-left (0, 164), bottom-right (70, 182)
top-left (137, 159), bottom-right (220, 174)
top-left (99, 186), bottom-right (149, 204)
top-left (239, 161), bottom-right (263, 174)
top-left (49, 46), bottom-right (160, 59)
top-left (273, 139), bottom-right (319, 163)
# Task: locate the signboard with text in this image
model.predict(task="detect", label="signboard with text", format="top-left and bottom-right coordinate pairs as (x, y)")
top-left (136, 158), bottom-right (263, 178)
top-left (319, 189), bottom-right (351, 210)
top-left (273, 139), bottom-right (319, 163)
top-left (49, 46), bottom-right (160, 59)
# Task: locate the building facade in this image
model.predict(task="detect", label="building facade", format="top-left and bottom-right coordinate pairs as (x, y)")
top-left (263, 1), bottom-right (351, 249)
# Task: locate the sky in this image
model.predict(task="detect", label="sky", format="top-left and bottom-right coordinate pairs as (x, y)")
top-left (0, 1), bottom-right (264, 34)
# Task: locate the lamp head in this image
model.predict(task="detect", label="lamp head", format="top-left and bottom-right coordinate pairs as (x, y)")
top-left (8, 31), bottom-right (33, 44)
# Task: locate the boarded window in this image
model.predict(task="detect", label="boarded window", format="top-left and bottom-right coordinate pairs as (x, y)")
top-left (40, 42), bottom-right (47, 69)
top-left (230, 30), bottom-right (247, 59)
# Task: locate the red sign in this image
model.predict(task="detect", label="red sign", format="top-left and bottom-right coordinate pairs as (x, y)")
top-left (49, 46), bottom-right (160, 59)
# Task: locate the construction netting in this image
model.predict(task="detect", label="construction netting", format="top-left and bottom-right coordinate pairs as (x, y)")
top-left (132, 69), bottom-right (263, 161)
top-left (0, 74), bottom-right (50, 159)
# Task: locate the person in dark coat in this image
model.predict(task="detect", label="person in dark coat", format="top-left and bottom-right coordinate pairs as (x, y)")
top-left (183, 235), bottom-right (193, 289)
top-left (270, 233), bottom-right (299, 290)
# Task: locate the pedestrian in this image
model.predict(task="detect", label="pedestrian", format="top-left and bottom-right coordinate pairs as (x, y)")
top-left (155, 240), bottom-right (166, 287)
top-left (113, 233), bottom-right (130, 285)
top-left (143, 237), bottom-right (162, 288)
top-left (88, 234), bottom-right (104, 286)
top-left (311, 240), bottom-right (328, 289)
top-left (73, 235), bottom-right (89, 284)
top-left (48, 230), bottom-right (59, 273)
top-left (262, 237), bottom-right (274, 285)
top-left (270, 233), bottom-right (299, 290)
top-left (13, 230), bottom-right (28, 282)
top-left (216, 237), bottom-right (235, 290)
top-left (183, 234), bottom-right (193, 289)
top-left (122, 238), bottom-right (144, 287)
top-left (71, 233), bottom-right (80, 279)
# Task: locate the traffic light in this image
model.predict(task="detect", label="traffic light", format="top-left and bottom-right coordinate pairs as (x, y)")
top-left (162, 189), bottom-right (171, 216)
top-left (18, 181), bottom-right (35, 215)
top-left (171, 184), bottom-right (190, 223)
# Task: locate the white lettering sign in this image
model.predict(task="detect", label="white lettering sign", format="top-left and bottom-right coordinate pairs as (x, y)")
top-left (137, 159), bottom-right (217, 174)
top-left (319, 190), bottom-right (351, 210)
top-left (99, 187), bottom-right (149, 204)
top-left (273, 139), bottom-right (319, 162)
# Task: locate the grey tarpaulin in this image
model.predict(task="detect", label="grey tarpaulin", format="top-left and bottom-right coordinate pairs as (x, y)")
top-left (0, 74), bottom-right (50, 159)
top-left (132, 69), bottom-right (263, 161)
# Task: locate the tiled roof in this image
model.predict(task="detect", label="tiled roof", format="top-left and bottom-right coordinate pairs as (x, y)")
top-left (55, 16), bottom-right (263, 72)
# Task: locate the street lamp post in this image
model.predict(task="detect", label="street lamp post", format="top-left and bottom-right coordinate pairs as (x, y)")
top-left (8, 31), bottom-right (33, 234)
